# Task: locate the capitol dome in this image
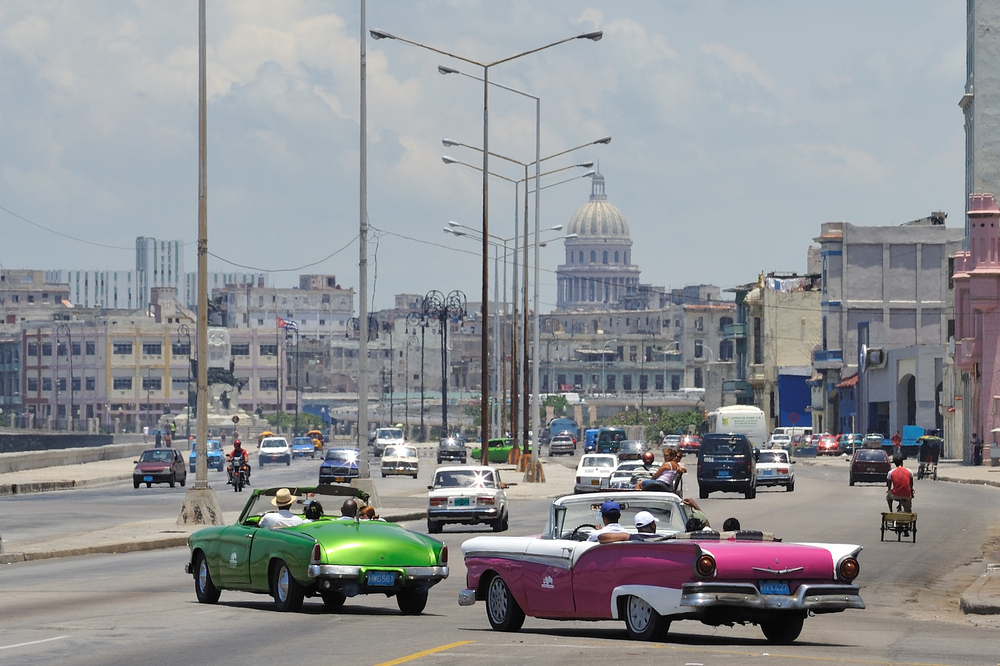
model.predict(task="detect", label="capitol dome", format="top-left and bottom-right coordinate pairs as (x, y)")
top-left (567, 173), bottom-right (630, 238)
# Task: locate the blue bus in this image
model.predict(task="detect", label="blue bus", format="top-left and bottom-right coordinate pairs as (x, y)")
top-left (548, 417), bottom-right (578, 441)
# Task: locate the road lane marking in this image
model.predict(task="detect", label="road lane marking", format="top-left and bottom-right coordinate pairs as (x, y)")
top-left (0, 636), bottom-right (69, 651)
top-left (372, 640), bottom-right (474, 666)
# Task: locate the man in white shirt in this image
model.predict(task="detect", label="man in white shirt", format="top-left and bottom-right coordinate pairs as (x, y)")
top-left (588, 500), bottom-right (628, 542)
top-left (260, 488), bottom-right (305, 529)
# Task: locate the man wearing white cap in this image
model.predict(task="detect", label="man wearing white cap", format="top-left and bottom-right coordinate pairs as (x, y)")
top-left (630, 511), bottom-right (659, 541)
top-left (260, 488), bottom-right (305, 529)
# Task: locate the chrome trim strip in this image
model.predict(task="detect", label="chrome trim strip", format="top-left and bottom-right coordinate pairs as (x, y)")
top-left (463, 550), bottom-right (573, 570)
top-left (307, 564), bottom-right (448, 580)
top-left (752, 566), bottom-right (804, 575)
top-left (404, 566), bottom-right (449, 579)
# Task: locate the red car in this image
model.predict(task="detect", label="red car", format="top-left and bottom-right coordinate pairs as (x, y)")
top-left (677, 434), bottom-right (701, 454)
top-left (850, 448), bottom-right (891, 485)
top-left (816, 434), bottom-right (840, 456)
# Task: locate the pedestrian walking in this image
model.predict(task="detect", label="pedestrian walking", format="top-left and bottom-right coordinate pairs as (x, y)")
top-left (155, 430), bottom-right (162, 448)
top-left (972, 433), bottom-right (983, 466)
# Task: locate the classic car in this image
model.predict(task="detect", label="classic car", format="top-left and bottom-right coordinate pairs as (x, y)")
top-left (755, 448), bottom-right (795, 491)
top-left (816, 433), bottom-right (840, 456)
top-left (617, 440), bottom-right (646, 461)
top-left (373, 427), bottom-right (404, 457)
top-left (381, 445), bottom-right (419, 478)
top-left (185, 485), bottom-right (448, 614)
top-left (259, 437), bottom-right (292, 466)
top-left (319, 448), bottom-right (360, 484)
top-left (677, 434), bottom-right (701, 454)
top-left (471, 438), bottom-right (529, 463)
top-left (427, 466), bottom-right (508, 534)
top-left (574, 453), bottom-right (618, 493)
top-left (838, 433), bottom-right (864, 455)
top-left (850, 448), bottom-right (891, 485)
top-left (764, 433), bottom-right (791, 449)
top-left (606, 460), bottom-right (646, 490)
top-left (458, 491), bottom-right (864, 643)
top-left (548, 431), bottom-right (577, 456)
top-left (189, 439), bottom-right (224, 473)
top-left (291, 436), bottom-right (317, 459)
top-left (133, 448), bottom-right (187, 488)
top-left (437, 437), bottom-right (468, 464)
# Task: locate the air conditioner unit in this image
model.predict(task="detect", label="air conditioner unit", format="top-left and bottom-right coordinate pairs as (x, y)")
top-left (865, 347), bottom-right (887, 369)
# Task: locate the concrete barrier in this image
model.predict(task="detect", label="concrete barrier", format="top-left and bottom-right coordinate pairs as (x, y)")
top-left (0, 442), bottom-right (152, 474)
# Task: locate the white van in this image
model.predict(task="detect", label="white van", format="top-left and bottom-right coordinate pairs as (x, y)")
top-left (706, 406), bottom-right (768, 449)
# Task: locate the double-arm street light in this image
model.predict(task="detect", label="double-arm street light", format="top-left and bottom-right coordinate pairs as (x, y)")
top-left (371, 26), bottom-right (602, 453)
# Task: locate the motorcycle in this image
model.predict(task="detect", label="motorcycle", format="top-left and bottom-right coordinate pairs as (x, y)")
top-left (227, 455), bottom-right (249, 492)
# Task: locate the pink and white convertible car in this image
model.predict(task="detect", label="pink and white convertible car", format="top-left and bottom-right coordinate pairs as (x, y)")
top-left (459, 491), bottom-right (864, 643)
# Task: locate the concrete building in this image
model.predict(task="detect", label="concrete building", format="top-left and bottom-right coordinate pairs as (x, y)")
top-left (135, 237), bottom-right (183, 309)
top-left (1, 270), bottom-right (71, 322)
top-left (217, 274), bottom-right (354, 340)
top-left (184, 271), bottom-right (261, 311)
top-left (811, 215), bottom-right (963, 438)
top-left (45, 269), bottom-right (138, 310)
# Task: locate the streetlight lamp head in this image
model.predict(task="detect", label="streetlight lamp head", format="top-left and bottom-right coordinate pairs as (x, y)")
top-left (577, 161), bottom-right (594, 169)
top-left (447, 220), bottom-right (461, 228)
top-left (369, 28), bottom-right (394, 40)
top-left (594, 136), bottom-right (612, 145)
top-left (564, 234), bottom-right (579, 240)
top-left (442, 155), bottom-right (457, 164)
top-left (551, 224), bottom-right (564, 231)
top-left (438, 65), bottom-right (459, 75)
top-left (442, 138), bottom-right (460, 147)
top-left (581, 170), bottom-right (596, 178)
top-left (579, 31), bottom-right (604, 41)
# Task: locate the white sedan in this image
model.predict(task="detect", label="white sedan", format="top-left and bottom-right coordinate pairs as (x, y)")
top-left (574, 454), bottom-right (618, 493)
top-left (756, 448), bottom-right (795, 491)
top-left (381, 444), bottom-right (419, 478)
top-left (427, 466), bottom-right (508, 534)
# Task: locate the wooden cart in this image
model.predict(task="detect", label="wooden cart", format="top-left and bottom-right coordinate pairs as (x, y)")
top-left (880, 511), bottom-right (917, 542)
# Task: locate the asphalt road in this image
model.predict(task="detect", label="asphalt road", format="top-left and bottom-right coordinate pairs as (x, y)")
top-left (1, 457), bottom-right (1000, 664)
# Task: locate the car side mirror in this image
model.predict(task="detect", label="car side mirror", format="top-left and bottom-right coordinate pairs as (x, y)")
top-left (791, 460), bottom-right (797, 464)
top-left (133, 460), bottom-right (138, 464)
top-left (427, 485), bottom-right (433, 490)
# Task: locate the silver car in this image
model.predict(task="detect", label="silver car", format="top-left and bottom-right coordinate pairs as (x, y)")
top-left (549, 431), bottom-right (577, 456)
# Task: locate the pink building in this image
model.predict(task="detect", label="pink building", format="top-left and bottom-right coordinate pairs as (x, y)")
top-left (953, 193), bottom-right (1000, 465)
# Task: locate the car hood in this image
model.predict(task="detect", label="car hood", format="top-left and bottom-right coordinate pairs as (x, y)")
top-left (135, 462), bottom-right (172, 471)
top-left (298, 520), bottom-right (444, 566)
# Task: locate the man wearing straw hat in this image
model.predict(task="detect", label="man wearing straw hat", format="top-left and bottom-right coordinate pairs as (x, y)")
top-left (260, 488), bottom-right (304, 529)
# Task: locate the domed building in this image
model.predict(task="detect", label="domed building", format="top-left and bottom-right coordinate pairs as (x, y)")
top-left (556, 173), bottom-right (641, 310)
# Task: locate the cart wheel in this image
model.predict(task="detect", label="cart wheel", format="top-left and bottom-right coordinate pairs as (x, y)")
top-left (912, 525), bottom-right (917, 543)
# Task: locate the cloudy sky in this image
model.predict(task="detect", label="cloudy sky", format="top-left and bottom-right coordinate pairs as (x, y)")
top-left (0, 1), bottom-right (967, 311)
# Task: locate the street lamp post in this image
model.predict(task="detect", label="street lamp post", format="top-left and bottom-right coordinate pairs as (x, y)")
top-left (640, 331), bottom-right (655, 410)
top-left (57, 324), bottom-right (73, 430)
top-left (406, 312), bottom-right (427, 441)
top-left (602, 338), bottom-right (618, 396)
top-left (371, 26), bottom-right (602, 457)
top-left (178, 324), bottom-right (192, 439)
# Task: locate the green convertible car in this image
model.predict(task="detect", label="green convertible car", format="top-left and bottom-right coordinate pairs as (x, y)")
top-left (185, 485), bottom-right (448, 613)
top-left (470, 438), bottom-right (531, 463)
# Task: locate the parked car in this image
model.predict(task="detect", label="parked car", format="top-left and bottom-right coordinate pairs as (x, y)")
top-left (189, 439), bottom-right (224, 473)
top-left (381, 445), bottom-right (419, 479)
top-left (661, 434), bottom-right (682, 450)
top-left (185, 485), bottom-right (448, 614)
top-left (291, 436), bottom-right (317, 459)
top-left (426, 466), bottom-right (508, 533)
top-left (677, 434), bottom-right (701, 454)
top-left (765, 433), bottom-right (791, 449)
top-left (459, 490), bottom-right (864, 643)
top-left (574, 453), bottom-right (618, 493)
top-left (437, 437), bottom-right (468, 464)
top-left (133, 448), bottom-right (187, 488)
top-left (258, 436), bottom-right (292, 466)
top-left (850, 448), bottom-right (891, 486)
top-left (318, 448), bottom-right (360, 484)
top-left (755, 448), bottom-right (795, 491)
top-left (548, 431), bottom-right (577, 456)
top-left (697, 433), bottom-right (756, 499)
top-left (838, 433), bottom-right (863, 455)
top-left (617, 440), bottom-right (646, 461)
top-left (816, 434), bottom-right (840, 456)
top-left (373, 427), bottom-right (404, 457)
top-left (863, 433), bottom-right (887, 449)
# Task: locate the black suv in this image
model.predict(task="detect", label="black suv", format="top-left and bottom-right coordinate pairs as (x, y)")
top-left (697, 433), bottom-right (757, 499)
top-left (437, 437), bottom-right (467, 464)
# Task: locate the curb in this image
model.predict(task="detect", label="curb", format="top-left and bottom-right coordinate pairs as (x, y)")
top-left (0, 474), bottom-right (132, 496)
top-left (1, 535), bottom-right (191, 565)
top-left (937, 475), bottom-right (1000, 490)
top-left (960, 568), bottom-right (1000, 614)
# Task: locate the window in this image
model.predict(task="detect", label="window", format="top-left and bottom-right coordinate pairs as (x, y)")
top-left (86, 341), bottom-right (96, 356)
top-left (27, 378), bottom-right (38, 391)
top-left (260, 377), bottom-right (279, 391)
top-left (172, 377), bottom-right (188, 390)
top-left (614, 251), bottom-right (619, 263)
top-left (603, 251), bottom-right (608, 264)
top-left (72, 342), bottom-right (81, 356)
top-left (27, 294), bottom-right (34, 303)
top-left (623, 375), bottom-right (632, 391)
top-left (27, 342), bottom-right (37, 357)
top-left (671, 375), bottom-right (680, 391)
top-left (578, 251), bottom-right (583, 263)
top-left (172, 342), bottom-right (191, 356)
top-left (142, 376), bottom-right (162, 391)
top-left (230, 343), bottom-right (250, 356)
top-left (57, 343), bottom-right (67, 357)
top-left (42, 378), bottom-right (52, 391)
top-left (260, 344), bottom-right (278, 356)
top-left (113, 377), bottom-right (133, 390)
top-left (258, 319), bottom-right (264, 325)
top-left (590, 251), bottom-right (596, 263)
top-left (753, 317), bottom-right (763, 364)
top-left (113, 342), bottom-right (133, 355)
top-left (57, 378), bottom-right (66, 392)
top-left (319, 319), bottom-right (325, 326)
top-left (86, 377), bottom-right (95, 391)
top-left (42, 343), bottom-right (52, 357)
top-left (694, 340), bottom-right (703, 358)
top-left (142, 342), bottom-right (162, 356)
top-left (322, 294), bottom-right (330, 303)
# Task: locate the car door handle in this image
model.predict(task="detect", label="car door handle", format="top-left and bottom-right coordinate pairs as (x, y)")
top-left (245, 534), bottom-right (253, 538)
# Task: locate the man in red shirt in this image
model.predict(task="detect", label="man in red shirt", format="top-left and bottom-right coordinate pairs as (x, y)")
top-left (886, 455), bottom-right (913, 512)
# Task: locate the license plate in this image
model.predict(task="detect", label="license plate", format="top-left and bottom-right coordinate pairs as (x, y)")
top-left (717, 470), bottom-right (730, 478)
top-left (762, 469), bottom-right (774, 476)
top-left (367, 571), bottom-right (395, 587)
top-left (334, 477), bottom-right (344, 482)
top-left (453, 497), bottom-right (470, 506)
top-left (759, 580), bottom-right (790, 595)
top-left (591, 479), bottom-right (600, 485)
top-left (143, 475), bottom-right (153, 482)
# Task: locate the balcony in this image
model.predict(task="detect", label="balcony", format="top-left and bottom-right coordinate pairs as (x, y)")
top-left (722, 322), bottom-right (747, 339)
top-left (812, 349), bottom-right (843, 370)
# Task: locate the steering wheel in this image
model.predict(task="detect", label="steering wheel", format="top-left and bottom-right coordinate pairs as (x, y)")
top-left (569, 523), bottom-right (596, 541)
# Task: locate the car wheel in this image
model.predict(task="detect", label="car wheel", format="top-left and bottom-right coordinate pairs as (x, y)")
top-left (133, 479), bottom-right (140, 489)
top-left (427, 519), bottom-right (442, 534)
top-left (168, 473), bottom-right (176, 489)
top-left (396, 587), bottom-right (428, 615)
top-left (699, 487), bottom-right (709, 500)
top-left (271, 560), bottom-right (304, 612)
top-left (760, 614), bottom-right (804, 644)
top-left (382, 472), bottom-right (387, 478)
top-left (193, 552), bottom-right (221, 604)
top-left (321, 591), bottom-right (346, 609)
top-left (744, 485), bottom-right (754, 499)
top-left (180, 473), bottom-right (186, 487)
top-left (622, 594), bottom-right (669, 641)
top-left (492, 514), bottom-right (504, 532)
top-left (146, 482), bottom-right (152, 488)
top-left (437, 458), bottom-right (442, 464)
top-left (786, 480), bottom-right (794, 492)
top-left (485, 575), bottom-right (525, 632)
top-left (285, 457), bottom-right (290, 466)
top-left (502, 512), bottom-right (509, 531)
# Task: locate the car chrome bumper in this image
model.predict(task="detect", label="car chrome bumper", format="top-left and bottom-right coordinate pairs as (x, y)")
top-left (428, 508), bottom-right (498, 522)
top-left (307, 564), bottom-right (449, 581)
top-left (681, 582), bottom-right (864, 613)
top-left (458, 588), bottom-right (477, 606)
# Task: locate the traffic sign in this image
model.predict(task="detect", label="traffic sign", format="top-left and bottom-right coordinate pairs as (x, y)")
top-left (232, 415), bottom-right (240, 424)
top-left (789, 412), bottom-right (799, 425)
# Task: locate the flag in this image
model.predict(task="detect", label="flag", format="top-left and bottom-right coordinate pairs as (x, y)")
top-left (277, 316), bottom-right (298, 331)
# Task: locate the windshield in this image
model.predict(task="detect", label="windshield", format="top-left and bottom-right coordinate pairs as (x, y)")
top-left (702, 437), bottom-right (748, 457)
top-left (292, 437), bottom-right (312, 445)
top-left (261, 440), bottom-right (287, 450)
top-left (139, 450), bottom-right (173, 463)
top-left (191, 440), bottom-right (222, 452)
top-left (377, 428), bottom-right (403, 440)
top-left (580, 455), bottom-right (616, 469)
top-left (325, 449), bottom-right (358, 462)
top-left (432, 469), bottom-right (497, 489)
top-left (549, 496), bottom-right (688, 539)
top-left (757, 451), bottom-right (788, 464)
top-left (384, 446), bottom-right (416, 458)
top-left (857, 450), bottom-right (887, 462)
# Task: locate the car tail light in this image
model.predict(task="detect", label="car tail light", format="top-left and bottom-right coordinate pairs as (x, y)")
top-left (695, 553), bottom-right (716, 577)
top-left (576, 476), bottom-right (581, 484)
top-left (778, 467), bottom-right (788, 474)
top-left (311, 543), bottom-right (322, 564)
top-left (838, 557), bottom-right (860, 581)
top-left (478, 496), bottom-right (495, 506)
top-left (440, 546), bottom-right (448, 565)
top-left (429, 496), bottom-right (446, 507)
